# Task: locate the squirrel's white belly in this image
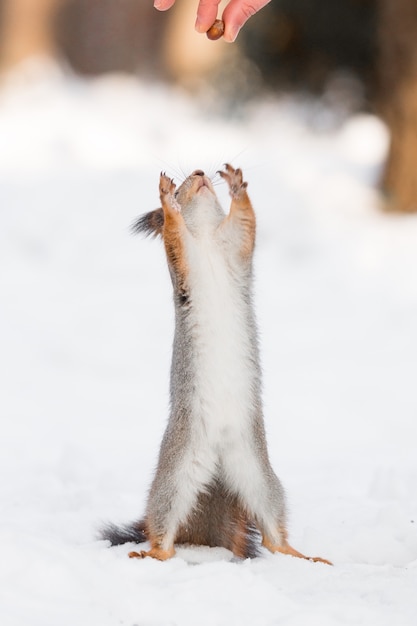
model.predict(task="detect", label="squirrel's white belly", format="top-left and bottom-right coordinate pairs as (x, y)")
top-left (186, 236), bottom-right (255, 449)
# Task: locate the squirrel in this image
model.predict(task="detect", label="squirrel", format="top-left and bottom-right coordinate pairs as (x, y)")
top-left (102, 164), bottom-right (331, 564)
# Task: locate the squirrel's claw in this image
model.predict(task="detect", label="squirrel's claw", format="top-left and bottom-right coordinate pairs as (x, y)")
top-left (129, 546), bottom-right (175, 561)
top-left (159, 173), bottom-right (176, 197)
top-left (159, 173), bottom-right (180, 212)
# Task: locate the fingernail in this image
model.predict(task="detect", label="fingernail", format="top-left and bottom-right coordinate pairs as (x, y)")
top-left (154, 0), bottom-right (163, 9)
top-left (195, 18), bottom-right (205, 33)
top-left (224, 25), bottom-right (240, 43)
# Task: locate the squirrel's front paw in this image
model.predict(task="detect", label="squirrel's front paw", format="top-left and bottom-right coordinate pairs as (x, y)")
top-left (218, 164), bottom-right (248, 199)
top-left (159, 173), bottom-right (181, 212)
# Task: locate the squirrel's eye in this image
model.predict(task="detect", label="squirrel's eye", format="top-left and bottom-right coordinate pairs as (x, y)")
top-left (174, 191), bottom-right (179, 198)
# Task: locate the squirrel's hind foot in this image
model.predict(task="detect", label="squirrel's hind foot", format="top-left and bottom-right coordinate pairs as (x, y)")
top-left (128, 545), bottom-right (175, 561)
top-left (263, 535), bottom-right (332, 566)
top-left (276, 545), bottom-right (333, 565)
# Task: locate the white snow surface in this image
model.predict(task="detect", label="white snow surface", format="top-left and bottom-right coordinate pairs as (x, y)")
top-left (1, 60), bottom-right (416, 626)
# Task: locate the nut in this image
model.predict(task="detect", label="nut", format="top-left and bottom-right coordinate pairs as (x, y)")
top-left (206, 19), bottom-right (225, 40)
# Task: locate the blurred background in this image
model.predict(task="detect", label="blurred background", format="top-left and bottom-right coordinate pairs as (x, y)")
top-left (0, 0), bottom-right (416, 209)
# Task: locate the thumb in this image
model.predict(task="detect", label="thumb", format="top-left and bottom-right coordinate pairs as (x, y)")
top-left (222, 0), bottom-right (271, 42)
top-left (154, 0), bottom-right (176, 10)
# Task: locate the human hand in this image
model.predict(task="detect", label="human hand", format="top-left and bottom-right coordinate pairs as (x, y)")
top-left (154, 0), bottom-right (271, 42)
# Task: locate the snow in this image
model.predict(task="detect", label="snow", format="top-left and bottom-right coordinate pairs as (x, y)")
top-left (1, 59), bottom-right (416, 626)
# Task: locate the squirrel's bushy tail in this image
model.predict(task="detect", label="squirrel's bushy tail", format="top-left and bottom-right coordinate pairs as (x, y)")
top-left (100, 520), bottom-right (147, 546)
top-left (132, 209), bottom-right (164, 238)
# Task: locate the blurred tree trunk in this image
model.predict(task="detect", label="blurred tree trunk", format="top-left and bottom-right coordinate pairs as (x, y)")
top-left (377, 0), bottom-right (417, 212)
top-left (56, 0), bottom-right (168, 76)
top-left (0, 0), bottom-right (63, 70)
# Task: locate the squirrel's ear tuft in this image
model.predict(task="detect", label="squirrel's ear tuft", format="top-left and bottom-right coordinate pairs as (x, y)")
top-left (131, 208), bottom-right (164, 238)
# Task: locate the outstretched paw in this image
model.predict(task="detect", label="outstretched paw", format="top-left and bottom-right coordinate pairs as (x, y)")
top-left (159, 173), bottom-right (180, 212)
top-left (218, 164), bottom-right (248, 199)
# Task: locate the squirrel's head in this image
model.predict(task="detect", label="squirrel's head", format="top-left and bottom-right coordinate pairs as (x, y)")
top-left (133, 169), bottom-right (224, 239)
top-left (174, 170), bottom-right (224, 235)
top-left (173, 169), bottom-right (214, 204)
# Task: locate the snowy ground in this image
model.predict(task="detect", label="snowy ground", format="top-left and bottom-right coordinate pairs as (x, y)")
top-left (1, 60), bottom-right (416, 626)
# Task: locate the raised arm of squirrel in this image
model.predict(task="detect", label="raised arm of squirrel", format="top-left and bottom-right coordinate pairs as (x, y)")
top-left (102, 164), bottom-right (331, 565)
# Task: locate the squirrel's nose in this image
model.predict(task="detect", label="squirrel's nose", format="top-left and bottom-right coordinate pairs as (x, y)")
top-left (192, 169), bottom-right (205, 176)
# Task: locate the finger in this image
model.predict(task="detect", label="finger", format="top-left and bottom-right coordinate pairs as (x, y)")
top-left (195, 0), bottom-right (222, 33)
top-left (222, 0), bottom-right (271, 42)
top-left (154, 0), bottom-right (176, 11)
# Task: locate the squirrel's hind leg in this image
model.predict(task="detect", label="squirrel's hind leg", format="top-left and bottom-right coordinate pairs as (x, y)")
top-left (262, 530), bottom-right (332, 565)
